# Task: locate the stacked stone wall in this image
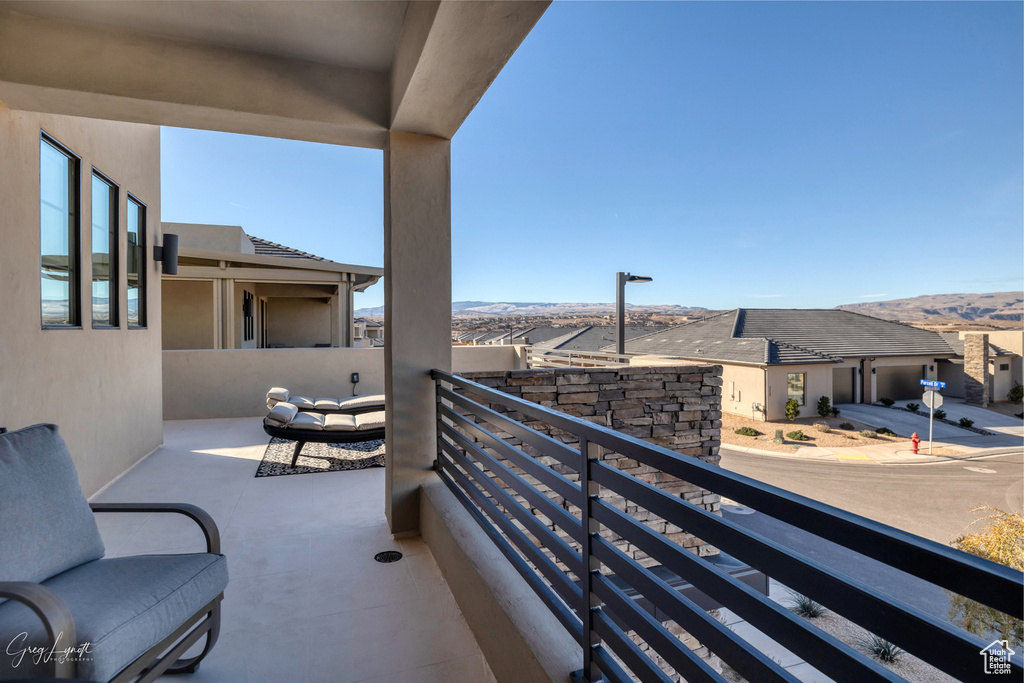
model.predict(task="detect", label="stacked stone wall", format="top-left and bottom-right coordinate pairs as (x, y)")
top-left (964, 333), bottom-right (990, 407)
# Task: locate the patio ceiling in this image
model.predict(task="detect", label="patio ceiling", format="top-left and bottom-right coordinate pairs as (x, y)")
top-left (0, 0), bottom-right (549, 147)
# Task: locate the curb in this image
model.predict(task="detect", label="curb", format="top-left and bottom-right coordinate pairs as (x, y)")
top-left (720, 442), bottom-right (1021, 466)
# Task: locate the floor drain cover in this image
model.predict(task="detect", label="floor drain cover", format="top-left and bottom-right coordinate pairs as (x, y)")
top-left (374, 550), bottom-right (403, 563)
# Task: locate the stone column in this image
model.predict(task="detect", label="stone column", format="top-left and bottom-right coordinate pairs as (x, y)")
top-left (964, 333), bottom-right (989, 406)
top-left (384, 131), bottom-right (452, 534)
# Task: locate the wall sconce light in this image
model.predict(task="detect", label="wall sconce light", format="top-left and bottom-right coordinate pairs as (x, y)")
top-left (154, 233), bottom-right (179, 275)
top-left (929, 365), bottom-right (934, 372)
top-left (871, 367), bottom-right (876, 375)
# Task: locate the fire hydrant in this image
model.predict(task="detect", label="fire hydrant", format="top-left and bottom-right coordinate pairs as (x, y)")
top-left (911, 432), bottom-right (920, 454)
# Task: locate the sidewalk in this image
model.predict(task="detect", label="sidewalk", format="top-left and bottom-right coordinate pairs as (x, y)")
top-left (722, 436), bottom-right (1023, 466)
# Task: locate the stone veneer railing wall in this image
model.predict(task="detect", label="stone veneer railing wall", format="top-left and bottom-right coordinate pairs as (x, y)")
top-left (453, 364), bottom-right (725, 673)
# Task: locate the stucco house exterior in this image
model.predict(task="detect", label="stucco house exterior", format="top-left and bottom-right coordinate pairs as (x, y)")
top-left (619, 309), bottom-right (1019, 421)
top-left (161, 222), bottom-right (381, 350)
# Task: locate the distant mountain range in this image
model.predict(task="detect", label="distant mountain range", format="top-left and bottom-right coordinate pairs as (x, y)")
top-left (836, 291), bottom-right (1023, 324)
top-left (356, 292), bottom-right (1023, 323)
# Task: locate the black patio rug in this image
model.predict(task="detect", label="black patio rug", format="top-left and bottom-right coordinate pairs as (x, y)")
top-left (256, 437), bottom-right (385, 477)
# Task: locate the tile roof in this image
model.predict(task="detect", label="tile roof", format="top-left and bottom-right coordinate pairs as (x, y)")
top-left (619, 309), bottom-right (958, 365)
top-left (939, 333), bottom-right (1015, 357)
top-left (536, 326), bottom-right (666, 352)
top-left (248, 236), bottom-right (335, 263)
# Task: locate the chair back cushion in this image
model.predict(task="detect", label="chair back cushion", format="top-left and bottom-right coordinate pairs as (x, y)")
top-left (0, 424), bottom-right (105, 583)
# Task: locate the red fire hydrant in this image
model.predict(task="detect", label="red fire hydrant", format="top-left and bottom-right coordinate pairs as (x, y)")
top-left (911, 432), bottom-right (920, 454)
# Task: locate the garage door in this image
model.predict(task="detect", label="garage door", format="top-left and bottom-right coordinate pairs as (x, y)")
top-left (876, 365), bottom-right (925, 401)
top-left (833, 368), bottom-right (855, 404)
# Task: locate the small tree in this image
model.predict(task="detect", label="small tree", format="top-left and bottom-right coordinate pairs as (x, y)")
top-left (816, 396), bottom-right (832, 418)
top-left (785, 398), bottom-right (800, 421)
top-left (949, 507), bottom-right (1024, 646)
top-left (1009, 381), bottom-right (1024, 405)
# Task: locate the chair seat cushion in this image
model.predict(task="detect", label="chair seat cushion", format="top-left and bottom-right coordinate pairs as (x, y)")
top-left (314, 398), bottom-right (341, 411)
top-left (323, 411), bottom-right (385, 432)
top-left (0, 553), bottom-right (228, 682)
top-left (355, 411), bottom-right (386, 430)
top-left (336, 394), bottom-right (386, 412)
top-left (264, 402), bottom-right (298, 427)
top-left (288, 396), bottom-right (316, 410)
top-left (266, 387), bottom-right (289, 409)
top-left (288, 412), bottom-right (325, 430)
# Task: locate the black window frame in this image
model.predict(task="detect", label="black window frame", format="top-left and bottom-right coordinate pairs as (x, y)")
top-left (243, 290), bottom-right (255, 342)
top-left (40, 132), bottom-right (82, 329)
top-left (787, 372), bottom-right (806, 407)
top-left (90, 168), bottom-right (120, 328)
top-left (126, 193), bottom-right (148, 328)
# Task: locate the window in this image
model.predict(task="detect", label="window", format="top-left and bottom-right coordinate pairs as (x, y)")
top-left (126, 196), bottom-right (146, 327)
top-left (787, 373), bottom-right (805, 406)
top-left (243, 290), bottom-right (255, 342)
top-left (40, 135), bottom-right (80, 326)
top-left (1000, 363), bottom-right (1010, 371)
top-left (91, 171), bottom-right (118, 327)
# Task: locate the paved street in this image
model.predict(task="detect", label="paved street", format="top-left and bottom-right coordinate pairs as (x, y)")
top-left (719, 446), bottom-right (1024, 545)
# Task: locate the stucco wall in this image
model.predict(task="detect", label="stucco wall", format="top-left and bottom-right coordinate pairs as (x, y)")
top-left (0, 110), bottom-right (162, 497)
top-left (765, 365), bottom-right (832, 421)
top-left (720, 364), bottom-right (767, 420)
top-left (266, 297), bottom-right (332, 348)
top-left (162, 345), bottom-right (520, 419)
top-left (162, 280), bottom-right (214, 350)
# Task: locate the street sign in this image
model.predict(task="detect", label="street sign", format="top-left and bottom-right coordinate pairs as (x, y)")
top-left (920, 380), bottom-right (946, 389)
top-left (923, 392), bottom-right (943, 409)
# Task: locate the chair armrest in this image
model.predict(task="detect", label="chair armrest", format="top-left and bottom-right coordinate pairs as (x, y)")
top-left (0, 582), bottom-right (77, 678)
top-left (90, 503), bottom-right (221, 554)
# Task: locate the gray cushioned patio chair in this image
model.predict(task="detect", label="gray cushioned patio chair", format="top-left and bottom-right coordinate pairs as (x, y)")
top-left (0, 424), bottom-right (228, 682)
top-left (263, 406), bottom-right (385, 467)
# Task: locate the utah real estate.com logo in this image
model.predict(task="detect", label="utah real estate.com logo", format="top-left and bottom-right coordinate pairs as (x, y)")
top-left (980, 639), bottom-right (1016, 675)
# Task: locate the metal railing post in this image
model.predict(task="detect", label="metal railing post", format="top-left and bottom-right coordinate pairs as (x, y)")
top-left (579, 437), bottom-right (602, 682)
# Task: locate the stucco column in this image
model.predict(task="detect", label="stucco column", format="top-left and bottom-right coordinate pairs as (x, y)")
top-left (384, 131), bottom-right (452, 534)
top-left (330, 292), bottom-right (341, 348)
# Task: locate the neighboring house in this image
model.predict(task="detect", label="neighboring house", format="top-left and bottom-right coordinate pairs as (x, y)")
top-left (353, 317), bottom-right (384, 348)
top-left (616, 309), bottom-right (975, 421)
top-left (161, 223), bottom-right (382, 349)
top-left (534, 325), bottom-right (666, 353)
top-left (938, 332), bottom-right (1022, 402)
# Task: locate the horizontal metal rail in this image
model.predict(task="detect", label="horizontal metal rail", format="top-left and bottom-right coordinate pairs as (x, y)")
top-left (525, 346), bottom-right (635, 369)
top-left (432, 369), bottom-right (1024, 683)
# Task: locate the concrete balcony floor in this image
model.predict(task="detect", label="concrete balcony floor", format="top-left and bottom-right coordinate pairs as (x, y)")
top-left (91, 417), bottom-right (495, 683)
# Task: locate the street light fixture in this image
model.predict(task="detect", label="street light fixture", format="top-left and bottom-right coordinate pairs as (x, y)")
top-left (616, 272), bottom-right (653, 355)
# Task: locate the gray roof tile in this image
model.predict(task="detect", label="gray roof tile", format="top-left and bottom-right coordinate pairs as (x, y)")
top-left (249, 236), bottom-right (335, 263)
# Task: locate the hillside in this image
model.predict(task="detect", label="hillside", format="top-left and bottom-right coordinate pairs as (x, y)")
top-left (836, 292), bottom-right (1022, 326)
top-left (356, 301), bottom-right (710, 318)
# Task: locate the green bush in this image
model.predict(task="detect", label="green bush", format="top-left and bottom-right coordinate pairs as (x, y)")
top-left (816, 396), bottom-right (832, 418)
top-left (839, 422), bottom-right (855, 430)
top-left (879, 398), bottom-right (895, 407)
top-left (786, 430), bottom-right (809, 441)
top-left (906, 402), bottom-right (920, 412)
top-left (813, 422), bottom-right (831, 433)
top-left (858, 634), bottom-right (903, 663)
top-left (933, 409), bottom-right (947, 420)
top-left (787, 593), bottom-right (825, 618)
top-left (1009, 381), bottom-right (1023, 405)
top-left (734, 427), bottom-right (761, 437)
top-left (859, 430), bottom-right (878, 439)
top-left (959, 417), bottom-right (975, 429)
top-left (831, 407), bottom-right (841, 417)
top-left (785, 398), bottom-right (801, 421)
top-left (876, 427), bottom-right (896, 436)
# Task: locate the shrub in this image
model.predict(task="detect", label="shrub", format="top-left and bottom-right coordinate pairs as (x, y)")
top-left (786, 430), bottom-right (809, 441)
top-left (948, 507), bottom-right (1024, 646)
top-left (734, 427), bottom-right (760, 437)
top-left (879, 398), bottom-right (895, 407)
top-left (784, 398), bottom-right (800, 421)
top-left (831, 407), bottom-right (841, 417)
top-left (1008, 381), bottom-right (1023, 404)
top-left (875, 427), bottom-right (896, 436)
top-left (858, 634), bottom-right (903, 663)
top-left (787, 593), bottom-right (825, 618)
top-left (933, 409), bottom-right (947, 420)
top-left (813, 422), bottom-right (831, 433)
top-left (859, 430), bottom-right (878, 439)
top-left (959, 417), bottom-right (975, 429)
top-left (816, 396), bottom-right (832, 418)
top-left (839, 422), bottom-right (855, 430)
top-left (906, 402), bottom-right (920, 412)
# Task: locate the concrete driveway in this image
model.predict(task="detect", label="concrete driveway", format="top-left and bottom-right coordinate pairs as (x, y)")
top-left (835, 403), bottom-right (967, 439)
top-left (938, 398), bottom-right (1023, 437)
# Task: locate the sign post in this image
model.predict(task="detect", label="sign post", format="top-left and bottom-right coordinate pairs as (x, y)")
top-left (920, 380), bottom-right (946, 455)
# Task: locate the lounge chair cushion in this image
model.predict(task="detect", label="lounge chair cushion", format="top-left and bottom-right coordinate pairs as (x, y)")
top-left (288, 412), bottom-right (325, 430)
top-left (266, 387), bottom-right (289, 409)
top-left (0, 424), bottom-right (105, 585)
top-left (314, 398), bottom-right (340, 411)
top-left (336, 394), bottom-right (386, 412)
top-left (323, 411), bottom-right (385, 432)
top-left (0, 553), bottom-right (228, 682)
top-left (288, 396), bottom-right (316, 410)
top-left (264, 402), bottom-right (299, 427)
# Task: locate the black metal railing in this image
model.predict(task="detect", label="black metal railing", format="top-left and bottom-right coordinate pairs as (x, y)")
top-left (431, 370), bottom-right (1023, 683)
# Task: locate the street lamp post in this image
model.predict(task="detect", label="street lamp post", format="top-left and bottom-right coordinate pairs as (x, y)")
top-left (616, 272), bottom-right (653, 355)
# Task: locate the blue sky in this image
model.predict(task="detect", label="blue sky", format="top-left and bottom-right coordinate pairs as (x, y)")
top-left (161, 1), bottom-right (1023, 311)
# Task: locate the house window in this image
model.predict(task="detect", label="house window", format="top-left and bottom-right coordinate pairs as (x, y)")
top-left (243, 290), bottom-right (255, 342)
top-left (787, 373), bottom-right (805, 406)
top-left (40, 135), bottom-right (80, 326)
top-left (999, 363), bottom-right (1009, 371)
top-left (126, 196), bottom-right (146, 327)
top-left (91, 171), bottom-right (118, 327)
